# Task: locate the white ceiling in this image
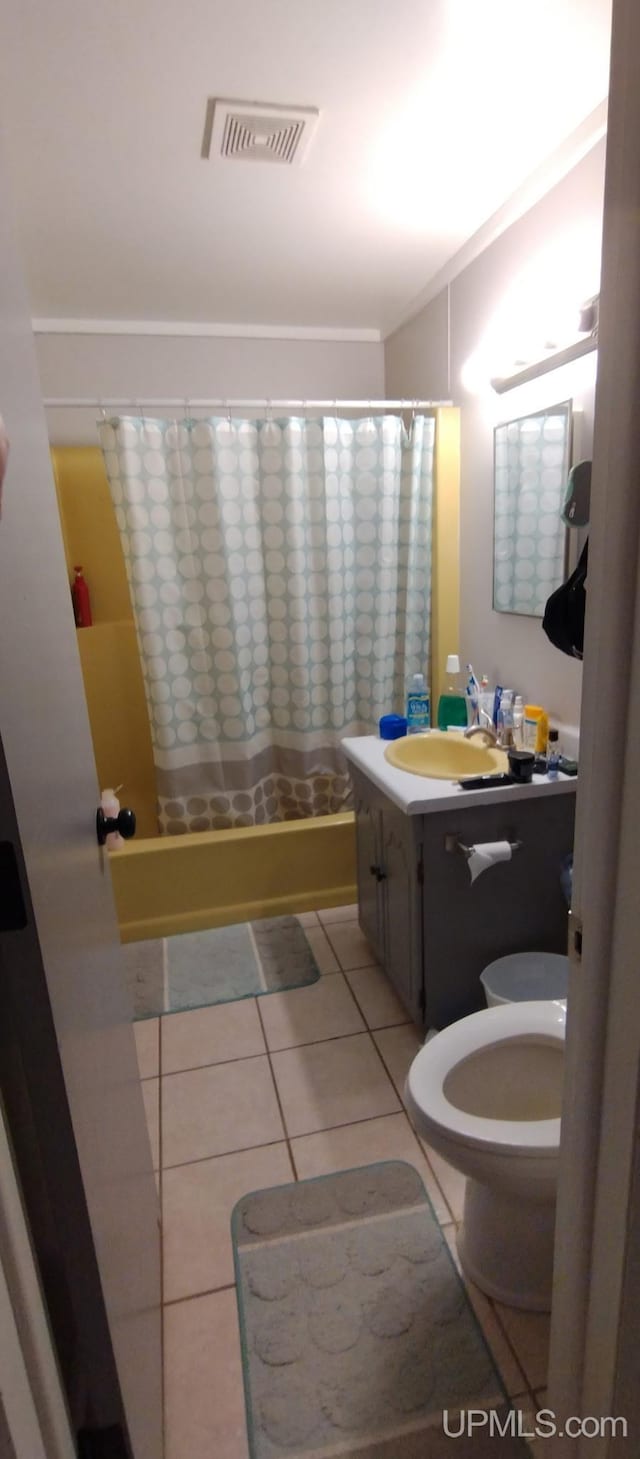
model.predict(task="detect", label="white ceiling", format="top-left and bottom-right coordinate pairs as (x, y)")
top-left (0, 0), bottom-right (611, 336)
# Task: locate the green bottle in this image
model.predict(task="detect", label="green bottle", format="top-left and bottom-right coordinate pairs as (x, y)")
top-left (437, 654), bottom-right (468, 731)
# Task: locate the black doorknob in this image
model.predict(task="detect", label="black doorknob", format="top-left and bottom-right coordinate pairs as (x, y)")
top-left (96, 806), bottom-right (137, 846)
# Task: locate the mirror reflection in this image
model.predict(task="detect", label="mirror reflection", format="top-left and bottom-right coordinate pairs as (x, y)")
top-left (493, 401), bottom-right (572, 617)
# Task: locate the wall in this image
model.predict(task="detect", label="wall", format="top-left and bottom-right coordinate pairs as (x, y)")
top-left (36, 332), bottom-right (385, 445)
top-left (386, 139), bottom-right (606, 739)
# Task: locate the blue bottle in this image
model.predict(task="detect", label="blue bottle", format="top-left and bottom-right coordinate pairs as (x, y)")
top-left (406, 673), bottom-right (431, 734)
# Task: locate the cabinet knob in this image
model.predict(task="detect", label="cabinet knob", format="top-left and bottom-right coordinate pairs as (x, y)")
top-left (369, 863), bottom-right (387, 882)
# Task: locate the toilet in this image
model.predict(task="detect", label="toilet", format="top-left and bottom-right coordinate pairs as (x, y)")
top-left (405, 999), bottom-right (566, 1311)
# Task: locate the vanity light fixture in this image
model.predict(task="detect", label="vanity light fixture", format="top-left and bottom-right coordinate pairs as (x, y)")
top-left (490, 295), bottom-right (599, 394)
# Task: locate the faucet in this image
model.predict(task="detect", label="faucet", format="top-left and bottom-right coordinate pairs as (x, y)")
top-left (464, 724), bottom-right (498, 745)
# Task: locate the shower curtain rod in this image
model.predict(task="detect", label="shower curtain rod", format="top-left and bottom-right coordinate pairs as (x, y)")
top-left (42, 396), bottom-right (452, 410)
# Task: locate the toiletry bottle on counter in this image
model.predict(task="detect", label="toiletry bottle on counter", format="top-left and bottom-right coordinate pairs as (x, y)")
top-left (513, 695), bottom-right (524, 748)
top-left (536, 709), bottom-right (549, 754)
top-left (524, 704), bottom-right (543, 751)
top-left (437, 655), bottom-right (468, 729)
top-left (71, 565), bottom-right (92, 627)
top-left (497, 690), bottom-right (515, 747)
top-left (547, 729), bottom-right (560, 779)
top-left (406, 673), bottom-right (430, 733)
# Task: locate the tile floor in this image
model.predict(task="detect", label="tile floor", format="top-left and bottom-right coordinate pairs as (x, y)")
top-left (134, 905), bottom-right (549, 1459)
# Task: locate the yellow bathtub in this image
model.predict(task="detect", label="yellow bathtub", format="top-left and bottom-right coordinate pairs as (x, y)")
top-left (109, 812), bottom-right (357, 943)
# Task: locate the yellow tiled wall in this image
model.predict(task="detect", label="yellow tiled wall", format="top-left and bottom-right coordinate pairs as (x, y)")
top-left (52, 448), bottom-right (159, 837)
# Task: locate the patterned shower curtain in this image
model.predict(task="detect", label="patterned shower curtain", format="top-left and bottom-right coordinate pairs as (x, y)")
top-left (99, 414), bottom-right (434, 833)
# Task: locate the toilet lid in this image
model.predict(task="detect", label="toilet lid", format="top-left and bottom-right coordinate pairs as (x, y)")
top-left (406, 1001), bottom-right (565, 1155)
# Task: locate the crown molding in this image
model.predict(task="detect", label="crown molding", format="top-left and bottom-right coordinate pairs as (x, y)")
top-left (382, 99), bottom-right (609, 341)
top-left (31, 318), bottom-right (382, 343)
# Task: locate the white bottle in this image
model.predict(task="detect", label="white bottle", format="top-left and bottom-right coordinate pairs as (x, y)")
top-left (513, 695), bottom-right (524, 749)
top-left (406, 673), bottom-right (431, 734)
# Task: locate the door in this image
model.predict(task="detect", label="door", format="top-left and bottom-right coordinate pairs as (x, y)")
top-left (548, 2), bottom-right (640, 1451)
top-left (0, 141), bottom-right (161, 1458)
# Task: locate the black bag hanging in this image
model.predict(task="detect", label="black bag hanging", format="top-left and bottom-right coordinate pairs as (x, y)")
top-left (542, 537), bottom-right (588, 659)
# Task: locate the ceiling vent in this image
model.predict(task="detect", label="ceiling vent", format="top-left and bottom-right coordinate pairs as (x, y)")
top-left (201, 98), bottom-right (319, 166)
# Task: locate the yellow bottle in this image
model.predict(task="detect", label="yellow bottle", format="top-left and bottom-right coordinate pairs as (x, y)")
top-left (536, 710), bottom-right (549, 754)
top-left (524, 706), bottom-right (542, 752)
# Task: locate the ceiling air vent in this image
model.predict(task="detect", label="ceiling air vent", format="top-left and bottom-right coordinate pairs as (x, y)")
top-left (201, 98), bottom-right (319, 166)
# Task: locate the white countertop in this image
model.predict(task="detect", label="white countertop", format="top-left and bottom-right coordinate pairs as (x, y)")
top-left (342, 735), bottom-right (577, 816)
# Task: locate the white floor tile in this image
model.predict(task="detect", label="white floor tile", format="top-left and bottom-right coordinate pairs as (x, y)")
top-left (345, 965), bottom-right (409, 1029)
top-left (271, 1033), bottom-right (400, 1137)
top-left (317, 904), bottom-right (359, 924)
top-left (372, 1023), bottom-right (423, 1101)
top-left (493, 1303), bottom-right (550, 1392)
top-left (141, 1078), bottom-right (159, 1170)
top-left (134, 1017), bottom-right (159, 1080)
top-left (291, 1111), bottom-right (452, 1223)
top-left (295, 911), bottom-right (320, 928)
top-left (162, 998), bottom-right (265, 1075)
top-left (302, 925), bottom-right (340, 974)
top-left (324, 921), bottom-right (378, 970)
top-left (162, 1055), bottom-right (283, 1167)
top-left (163, 1143), bottom-right (292, 1301)
top-left (164, 1289), bottom-right (248, 1459)
top-left (443, 1229), bottom-right (529, 1397)
top-left (259, 972), bottom-right (365, 1051)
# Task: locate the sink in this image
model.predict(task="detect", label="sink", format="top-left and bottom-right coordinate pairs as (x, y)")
top-left (384, 731), bottom-right (508, 780)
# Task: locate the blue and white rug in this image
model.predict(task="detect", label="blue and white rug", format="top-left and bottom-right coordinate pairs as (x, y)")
top-left (125, 916), bottom-right (321, 1019)
top-left (232, 1162), bottom-right (528, 1458)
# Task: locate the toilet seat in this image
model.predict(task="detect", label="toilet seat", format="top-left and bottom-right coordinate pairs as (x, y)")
top-left (406, 1000), bottom-right (566, 1157)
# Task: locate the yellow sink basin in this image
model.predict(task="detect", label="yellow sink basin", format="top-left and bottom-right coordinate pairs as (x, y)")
top-left (384, 731), bottom-right (508, 780)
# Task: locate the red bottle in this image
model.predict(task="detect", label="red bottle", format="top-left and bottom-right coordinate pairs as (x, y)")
top-left (71, 565), bottom-right (92, 627)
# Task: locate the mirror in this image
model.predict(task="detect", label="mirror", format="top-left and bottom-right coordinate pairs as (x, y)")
top-left (493, 400), bottom-right (571, 616)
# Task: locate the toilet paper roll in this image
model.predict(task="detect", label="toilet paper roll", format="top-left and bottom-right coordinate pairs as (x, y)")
top-left (467, 840), bottom-right (512, 883)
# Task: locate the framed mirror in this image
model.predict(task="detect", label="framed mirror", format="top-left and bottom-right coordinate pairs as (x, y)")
top-left (493, 400), bottom-right (572, 616)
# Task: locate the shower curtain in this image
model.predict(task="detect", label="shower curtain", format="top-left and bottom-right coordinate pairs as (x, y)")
top-left (99, 413), bottom-right (434, 832)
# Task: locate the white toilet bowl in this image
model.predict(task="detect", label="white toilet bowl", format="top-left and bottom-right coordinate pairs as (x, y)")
top-left (405, 999), bottom-right (566, 1311)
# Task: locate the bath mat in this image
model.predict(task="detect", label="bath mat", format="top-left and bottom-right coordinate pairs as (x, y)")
top-left (233, 1162), bottom-right (528, 1458)
top-left (126, 915), bottom-right (321, 1019)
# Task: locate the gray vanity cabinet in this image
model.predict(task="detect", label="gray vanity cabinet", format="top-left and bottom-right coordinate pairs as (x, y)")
top-left (351, 765), bottom-right (576, 1031)
top-left (351, 768), bottom-right (424, 1024)
top-left (353, 779), bottom-right (385, 963)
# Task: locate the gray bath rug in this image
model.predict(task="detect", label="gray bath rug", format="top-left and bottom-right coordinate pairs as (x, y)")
top-left (125, 915), bottom-right (320, 1019)
top-left (233, 1162), bottom-right (528, 1459)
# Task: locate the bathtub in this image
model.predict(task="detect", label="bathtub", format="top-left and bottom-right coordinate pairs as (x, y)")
top-left (109, 810), bottom-right (357, 942)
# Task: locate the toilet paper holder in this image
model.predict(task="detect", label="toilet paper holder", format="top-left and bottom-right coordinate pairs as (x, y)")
top-left (444, 834), bottom-right (523, 859)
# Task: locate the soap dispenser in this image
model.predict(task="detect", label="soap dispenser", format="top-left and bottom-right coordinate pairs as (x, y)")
top-left (437, 655), bottom-right (468, 730)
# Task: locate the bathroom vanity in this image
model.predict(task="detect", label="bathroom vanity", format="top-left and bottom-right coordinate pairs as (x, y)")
top-left (343, 736), bottom-right (576, 1030)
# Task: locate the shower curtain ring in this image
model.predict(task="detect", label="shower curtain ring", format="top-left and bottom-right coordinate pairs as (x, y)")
top-left (266, 399), bottom-right (273, 421)
top-left (98, 399), bottom-right (107, 423)
top-left (225, 399), bottom-right (232, 423)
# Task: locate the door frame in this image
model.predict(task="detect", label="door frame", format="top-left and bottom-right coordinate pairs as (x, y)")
top-left (548, 1), bottom-right (640, 1450)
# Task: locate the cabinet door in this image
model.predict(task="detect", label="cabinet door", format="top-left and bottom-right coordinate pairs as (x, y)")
top-left (353, 782), bottom-right (384, 961)
top-left (381, 811), bottom-right (423, 1026)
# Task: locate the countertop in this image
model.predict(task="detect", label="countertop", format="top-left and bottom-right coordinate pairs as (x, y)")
top-left (342, 735), bottom-right (578, 816)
